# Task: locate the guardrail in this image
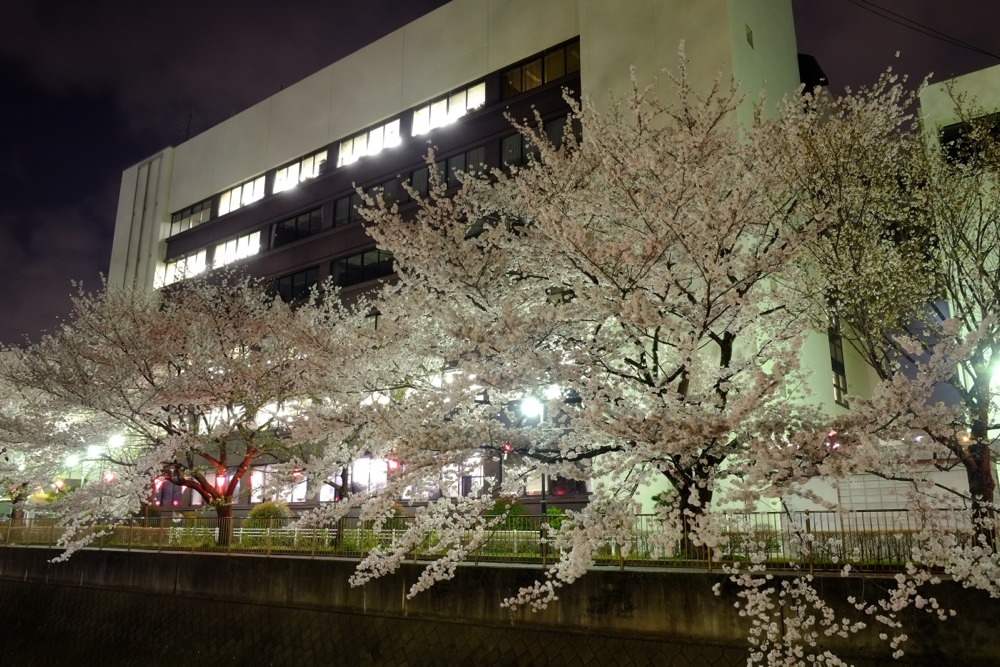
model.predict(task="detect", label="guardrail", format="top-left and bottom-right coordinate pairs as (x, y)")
top-left (0, 509), bottom-right (973, 572)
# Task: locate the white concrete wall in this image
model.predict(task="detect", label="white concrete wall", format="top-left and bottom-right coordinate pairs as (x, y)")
top-left (154, 0), bottom-right (799, 216)
top-left (112, 0), bottom-right (800, 286)
top-left (921, 62), bottom-right (1000, 131)
top-left (108, 148), bottom-right (173, 291)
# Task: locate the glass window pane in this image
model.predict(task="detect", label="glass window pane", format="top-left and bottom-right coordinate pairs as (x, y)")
top-left (447, 154), bottom-right (465, 188)
top-left (448, 91), bottom-right (466, 121)
top-left (346, 254), bottom-right (364, 284)
top-left (502, 134), bottom-right (523, 166)
top-left (331, 260), bottom-right (346, 286)
top-left (367, 127), bottom-right (384, 154)
top-left (545, 117), bottom-right (565, 147)
top-left (334, 197), bottom-right (350, 226)
top-left (411, 167), bottom-right (429, 196)
top-left (545, 49), bottom-right (566, 82)
top-left (338, 139), bottom-right (354, 167)
top-left (384, 119), bottom-right (401, 147)
top-left (566, 41), bottom-right (580, 73)
top-left (523, 59), bottom-right (542, 91)
top-left (349, 193), bottom-right (363, 222)
top-left (219, 190), bottom-right (232, 216)
top-left (502, 67), bottom-right (521, 98)
top-left (273, 167), bottom-right (289, 193)
top-left (466, 146), bottom-right (486, 174)
top-left (382, 179), bottom-right (399, 205)
top-left (430, 99), bottom-right (448, 129)
top-left (247, 231), bottom-right (260, 256)
top-left (466, 82), bottom-right (486, 110)
top-left (412, 106), bottom-right (430, 136)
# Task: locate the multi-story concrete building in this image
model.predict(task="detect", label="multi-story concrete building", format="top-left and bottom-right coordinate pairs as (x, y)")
top-left (112, 0), bottom-right (881, 513)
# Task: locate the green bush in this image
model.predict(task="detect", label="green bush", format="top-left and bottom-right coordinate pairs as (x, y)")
top-left (245, 501), bottom-right (292, 529)
top-left (545, 507), bottom-right (567, 531)
top-left (486, 497), bottom-right (531, 530)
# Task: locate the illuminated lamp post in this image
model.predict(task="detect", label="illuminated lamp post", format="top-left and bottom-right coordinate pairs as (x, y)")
top-left (519, 396), bottom-right (546, 515)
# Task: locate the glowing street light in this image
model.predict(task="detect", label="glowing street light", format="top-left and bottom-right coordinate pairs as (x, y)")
top-left (520, 396), bottom-right (544, 421)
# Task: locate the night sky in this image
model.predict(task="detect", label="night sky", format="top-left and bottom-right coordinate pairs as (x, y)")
top-left (0, 0), bottom-right (997, 345)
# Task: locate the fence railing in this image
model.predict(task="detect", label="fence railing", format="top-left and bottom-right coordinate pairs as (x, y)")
top-left (0, 509), bottom-right (975, 572)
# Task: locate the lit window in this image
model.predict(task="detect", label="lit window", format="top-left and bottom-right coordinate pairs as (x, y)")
top-left (169, 199), bottom-right (212, 237)
top-left (411, 82), bottom-right (486, 136)
top-left (337, 118), bottom-right (401, 167)
top-left (213, 230), bottom-right (261, 268)
top-left (158, 249), bottom-right (207, 287)
top-left (250, 468), bottom-right (265, 503)
top-left (218, 175), bottom-right (266, 216)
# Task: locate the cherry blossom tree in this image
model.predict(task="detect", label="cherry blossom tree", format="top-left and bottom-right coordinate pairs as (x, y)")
top-left (773, 73), bottom-right (1000, 540)
top-left (0, 275), bottom-right (373, 547)
top-left (351, 61), bottom-right (847, 595)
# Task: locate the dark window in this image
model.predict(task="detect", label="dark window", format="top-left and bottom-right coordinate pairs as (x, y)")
top-left (939, 113), bottom-right (1000, 165)
top-left (502, 134), bottom-right (524, 166)
top-left (446, 153), bottom-right (466, 189)
top-left (271, 207), bottom-right (322, 248)
top-left (335, 179), bottom-right (404, 227)
top-left (466, 146), bottom-right (486, 174)
top-left (544, 49), bottom-right (565, 82)
top-left (501, 134), bottom-right (539, 167)
top-left (410, 146), bottom-right (484, 196)
top-left (274, 266), bottom-right (319, 302)
top-left (828, 313), bottom-right (849, 408)
top-left (331, 249), bottom-right (395, 287)
top-left (549, 477), bottom-right (587, 495)
top-left (334, 193), bottom-right (364, 227)
top-left (410, 166), bottom-right (430, 197)
top-left (501, 39), bottom-right (580, 100)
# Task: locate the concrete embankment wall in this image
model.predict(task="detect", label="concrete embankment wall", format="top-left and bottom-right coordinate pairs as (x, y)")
top-left (0, 547), bottom-right (995, 666)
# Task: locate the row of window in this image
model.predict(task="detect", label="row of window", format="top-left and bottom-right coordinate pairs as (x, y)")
top-left (412, 81), bottom-right (486, 136)
top-left (167, 39), bottom-right (580, 238)
top-left (218, 175), bottom-right (266, 217)
top-left (170, 199), bottom-right (212, 237)
top-left (269, 249), bottom-right (395, 303)
top-left (272, 207), bottom-right (323, 248)
top-left (155, 457), bottom-right (579, 508)
top-left (160, 231), bottom-right (262, 287)
top-left (502, 40), bottom-right (580, 99)
top-left (161, 112), bottom-right (576, 290)
top-left (274, 149), bottom-right (328, 194)
top-left (337, 118), bottom-right (402, 168)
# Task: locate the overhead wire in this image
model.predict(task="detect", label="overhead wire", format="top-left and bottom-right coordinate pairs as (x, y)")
top-left (843, 0), bottom-right (1000, 61)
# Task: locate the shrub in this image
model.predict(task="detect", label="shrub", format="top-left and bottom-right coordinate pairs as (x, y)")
top-left (245, 501), bottom-right (292, 529)
top-left (545, 506), bottom-right (567, 531)
top-left (486, 497), bottom-right (531, 530)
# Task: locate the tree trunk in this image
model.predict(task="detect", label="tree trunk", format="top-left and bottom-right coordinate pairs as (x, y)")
top-left (966, 441), bottom-right (996, 550)
top-left (672, 476), bottom-right (714, 561)
top-left (215, 502), bottom-right (234, 547)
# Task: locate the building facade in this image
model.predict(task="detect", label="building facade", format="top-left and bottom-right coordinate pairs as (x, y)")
top-left (111, 0), bottom-right (867, 514)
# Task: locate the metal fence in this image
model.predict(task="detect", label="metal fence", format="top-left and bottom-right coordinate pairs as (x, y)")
top-left (0, 509), bottom-right (972, 572)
